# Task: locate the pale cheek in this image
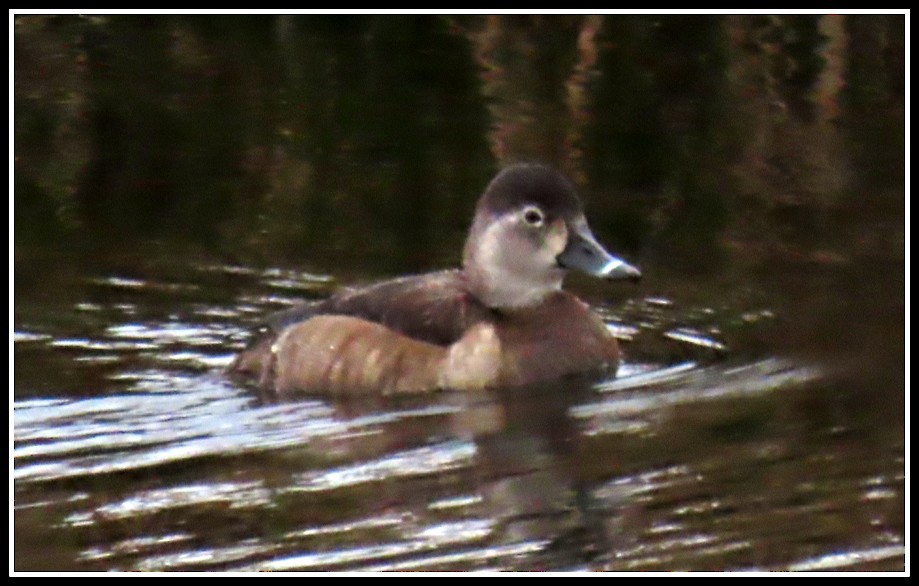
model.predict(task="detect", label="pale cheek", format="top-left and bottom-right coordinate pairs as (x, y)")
top-left (545, 220), bottom-right (568, 257)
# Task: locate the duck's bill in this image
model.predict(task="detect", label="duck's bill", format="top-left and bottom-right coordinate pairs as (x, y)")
top-left (557, 222), bottom-right (642, 282)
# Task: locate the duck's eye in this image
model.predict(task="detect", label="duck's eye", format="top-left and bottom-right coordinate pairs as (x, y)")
top-left (522, 206), bottom-right (545, 227)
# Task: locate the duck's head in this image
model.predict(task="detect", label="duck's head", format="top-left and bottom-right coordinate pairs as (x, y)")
top-left (462, 164), bottom-right (641, 310)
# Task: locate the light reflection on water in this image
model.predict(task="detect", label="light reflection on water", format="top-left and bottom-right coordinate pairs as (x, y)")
top-left (294, 440), bottom-right (478, 493)
top-left (12, 12), bottom-right (905, 572)
top-left (12, 262), bottom-right (905, 572)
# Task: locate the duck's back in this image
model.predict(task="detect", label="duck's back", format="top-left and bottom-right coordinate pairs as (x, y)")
top-left (269, 270), bottom-right (491, 345)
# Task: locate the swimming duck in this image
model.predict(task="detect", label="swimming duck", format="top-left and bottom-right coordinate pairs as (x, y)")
top-left (230, 163), bottom-right (640, 396)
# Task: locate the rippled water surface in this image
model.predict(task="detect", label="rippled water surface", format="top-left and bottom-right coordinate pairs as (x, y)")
top-left (13, 253), bottom-right (905, 572)
top-left (14, 13), bottom-right (904, 573)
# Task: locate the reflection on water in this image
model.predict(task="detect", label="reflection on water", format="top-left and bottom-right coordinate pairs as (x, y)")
top-left (14, 13), bottom-right (903, 573)
top-left (13, 258), bottom-right (904, 572)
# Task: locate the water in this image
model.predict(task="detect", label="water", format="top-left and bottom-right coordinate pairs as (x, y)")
top-left (13, 13), bottom-right (905, 573)
top-left (12, 251), bottom-right (905, 572)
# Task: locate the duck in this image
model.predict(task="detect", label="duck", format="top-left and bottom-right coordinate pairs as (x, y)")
top-left (229, 163), bottom-right (641, 396)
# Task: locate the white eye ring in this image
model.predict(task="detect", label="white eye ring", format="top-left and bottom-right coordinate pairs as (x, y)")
top-left (522, 206), bottom-right (545, 227)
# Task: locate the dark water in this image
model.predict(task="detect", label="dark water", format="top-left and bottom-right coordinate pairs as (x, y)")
top-left (13, 14), bottom-right (905, 572)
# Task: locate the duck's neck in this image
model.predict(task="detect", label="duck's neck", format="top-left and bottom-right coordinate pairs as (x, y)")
top-left (463, 264), bottom-right (563, 310)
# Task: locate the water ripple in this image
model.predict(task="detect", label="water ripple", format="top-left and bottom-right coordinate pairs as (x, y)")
top-left (13, 381), bottom-right (345, 483)
top-left (294, 440), bottom-right (478, 492)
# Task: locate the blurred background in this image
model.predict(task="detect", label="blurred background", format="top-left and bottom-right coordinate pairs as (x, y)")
top-left (13, 13), bottom-right (905, 572)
